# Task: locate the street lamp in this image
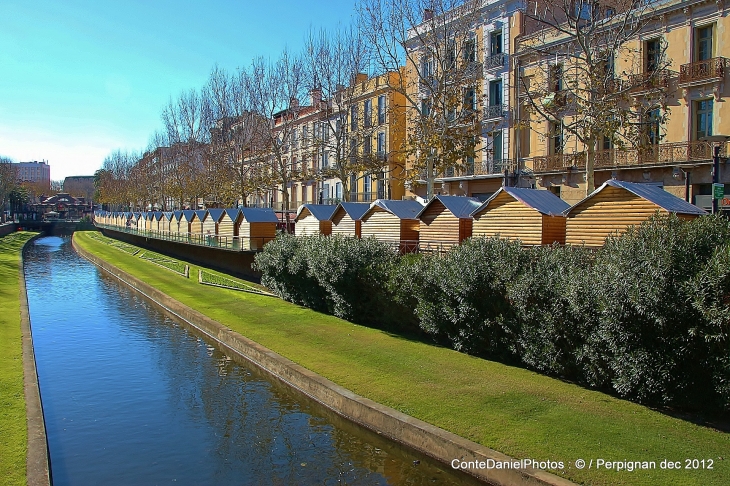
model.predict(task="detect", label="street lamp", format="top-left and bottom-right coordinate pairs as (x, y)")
top-left (701, 135), bottom-right (730, 214)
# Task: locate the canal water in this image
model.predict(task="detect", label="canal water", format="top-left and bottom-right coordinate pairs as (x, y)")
top-left (24, 236), bottom-right (482, 485)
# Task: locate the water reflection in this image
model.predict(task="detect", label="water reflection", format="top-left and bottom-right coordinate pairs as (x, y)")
top-left (24, 237), bottom-right (483, 486)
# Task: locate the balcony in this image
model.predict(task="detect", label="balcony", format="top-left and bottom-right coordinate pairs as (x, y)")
top-left (436, 159), bottom-right (516, 179)
top-left (530, 141), bottom-right (728, 173)
top-left (628, 69), bottom-right (672, 94)
top-left (464, 61), bottom-right (483, 78)
top-left (483, 104), bottom-right (505, 121)
top-left (678, 57), bottom-right (727, 86)
top-left (484, 53), bottom-right (507, 71)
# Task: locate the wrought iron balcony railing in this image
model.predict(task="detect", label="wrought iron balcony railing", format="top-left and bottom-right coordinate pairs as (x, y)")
top-left (679, 57), bottom-right (727, 85)
top-left (484, 52), bottom-right (507, 70)
top-left (483, 104), bottom-right (505, 120)
top-left (628, 69), bottom-right (672, 93)
top-left (436, 159), bottom-right (516, 179)
top-left (530, 141), bottom-right (728, 173)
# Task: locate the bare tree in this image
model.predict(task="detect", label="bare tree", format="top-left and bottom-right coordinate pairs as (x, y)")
top-left (161, 88), bottom-right (213, 209)
top-left (358, 0), bottom-right (485, 198)
top-left (517, 0), bottom-right (672, 194)
top-left (0, 157), bottom-right (19, 217)
top-left (303, 25), bottom-right (394, 202)
top-left (247, 49), bottom-right (307, 219)
top-left (96, 150), bottom-right (137, 210)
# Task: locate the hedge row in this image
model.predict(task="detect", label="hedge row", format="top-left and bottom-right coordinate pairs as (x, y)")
top-left (253, 215), bottom-right (730, 411)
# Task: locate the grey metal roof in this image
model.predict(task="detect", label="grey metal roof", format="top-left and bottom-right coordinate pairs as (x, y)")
top-left (368, 199), bottom-right (425, 220)
top-left (240, 207), bottom-right (279, 223)
top-left (336, 202), bottom-right (370, 221)
top-left (206, 208), bottom-right (226, 222)
top-left (296, 204), bottom-right (338, 221)
top-left (607, 180), bottom-right (707, 215)
top-left (472, 187), bottom-right (571, 217)
top-left (417, 195), bottom-right (482, 219)
top-left (566, 180), bottom-right (708, 216)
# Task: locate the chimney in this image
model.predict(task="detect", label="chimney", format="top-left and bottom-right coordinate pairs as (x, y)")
top-left (309, 88), bottom-right (322, 106)
top-left (424, 8), bottom-right (433, 21)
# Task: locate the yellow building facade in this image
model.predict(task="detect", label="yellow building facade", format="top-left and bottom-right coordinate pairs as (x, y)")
top-left (513, 0), bottom-right (730, 208)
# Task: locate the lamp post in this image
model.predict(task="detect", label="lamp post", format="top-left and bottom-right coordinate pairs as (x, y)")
top-left (701, 135), bottom-right (730, 214)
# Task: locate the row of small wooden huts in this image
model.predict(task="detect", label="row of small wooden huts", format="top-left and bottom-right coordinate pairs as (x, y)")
top-left (95, 180), bottom-right (706, 250)
top-left (95, 207), bottom-right (279, 250)
top-left (293, 180), bottom-right (707, 248)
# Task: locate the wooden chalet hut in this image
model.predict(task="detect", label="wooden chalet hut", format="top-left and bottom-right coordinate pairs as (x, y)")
top-left (217, 209), bottom-right (242, 238)
top-left (295, 204), bottom-right (337, 236)
top-left (189, 210), bottom-right (207, 235)
top-left (130, 213), bottom-right (141, 231)
top-left (417, 195), bottom-right (482, 246)
top-left (179, 210), bottom-right (196, 235)
top-left (471, 187), bottom-right (570, 245)
top-left (360, 199), bottom-right (424, 252)
top-left (170, 211), bottom-right (184, 234)
top-left (154, 212), bottom-right (167, 232)
top-left (331, 202), bottom-right (370, 238)
top-left (564, 180), bottom-right (707, 247)
top-left (145, 212), bottom-right (156, 231)
top-left (202, 209), bottom-right (225, 236)
top-left (239, 208), bottom-right (278, 250)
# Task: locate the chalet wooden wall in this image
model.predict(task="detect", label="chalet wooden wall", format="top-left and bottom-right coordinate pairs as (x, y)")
top-left (295, 210), bottom-right (332, 236)
top-left (217, 214), bottom-right (240, 237)
top-left (361, 208), bottom-right (402, 243)
top-left (564, 186), bottom-right (687, 246)
top-left (419, 201), bottom-right (472, 245)
top-left (541, 216), bottom-right (566, 245)
top-left (240, 222), bottom-right (276, 250)
top-left (472, 192), bottom-right (544, 245)
top-left (331, 208), bottom-right (361, 237)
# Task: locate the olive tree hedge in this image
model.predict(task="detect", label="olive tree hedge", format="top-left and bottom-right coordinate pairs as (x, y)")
top-left (254, 215), bottom-right (730, 411)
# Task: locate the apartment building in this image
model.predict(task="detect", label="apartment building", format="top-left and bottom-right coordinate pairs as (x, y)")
top-left (514, 0), bottom-right (730, 208)
top-left (15, 160), bottom-right (51, 188)
top-left (403, 0), bottom-right (524, 201)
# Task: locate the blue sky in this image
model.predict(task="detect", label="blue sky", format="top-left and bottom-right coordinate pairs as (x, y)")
top-left (0, 0), bottom-right (359, 180)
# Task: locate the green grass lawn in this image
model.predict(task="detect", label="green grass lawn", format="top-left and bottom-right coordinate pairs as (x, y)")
top-left (74, 231), bottom-right (730, 486)
top-left (0, 231), bottom-right (38, 486)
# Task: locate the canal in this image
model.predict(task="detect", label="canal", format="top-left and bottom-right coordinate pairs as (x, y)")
top-left (24, 236), bottom-right (482, 485)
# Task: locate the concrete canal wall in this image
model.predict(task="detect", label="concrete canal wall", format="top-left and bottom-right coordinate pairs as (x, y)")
top-left (19, 233), bottom-right (52, 486)
top-left (99, 228), bottom-right (260, 282)
top-left (73, 235), bottom-right (575, 486)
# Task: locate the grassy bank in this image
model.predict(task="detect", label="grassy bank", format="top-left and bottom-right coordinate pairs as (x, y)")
top-left (0, 232), bottom-right (38, 486)
top-left (74, 231), bottom-right (729, 486)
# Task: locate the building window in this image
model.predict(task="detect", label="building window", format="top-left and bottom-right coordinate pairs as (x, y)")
top-left (377, 172), bottom-right (386, 199)
top-left (363, 173), bottom-right (371, 195)
top-left (364, 99), bottom-right (372, 128)
top-left (492, 131), bottom-right (503, 161)
top-left (551, 122), bottom-right (564, 155)
top-left (490, 31), bottom-right (502, 56)
top-left (694, 99), bottom-right (713, 141)
top-left (464, 87), bottom-right (477, 112)
top-left (378, 95), bottom-right (386, 124)
top-left (421, 99), bottom-right (431, 117)
top-left (463, 34), bottom-right (476, 62)
top-left (550, 64), bottom-right (563, 92)
top-left (350, 174), bottom-right (357, 199)
top-left (321, 151), bottom-right (329, 168)
top-left (335, 182), bottom-right (342, 200)
top-left (644, 108), bottom-right (661, 145)
top-left (364, 134), bottom-right (372, 154)
top-left (377, 132), bottom-right (386, 157)
top-left (421, 57), bottom-right (433, 78)
top-left (489, 80), bottom-right (502, 107)
top-left (645, 38), bottom-right (661, 73)
top-left (350, 105), bottom-right (358, 131)
top-left (446, 39), bottom-right (456, 69)
top-left (696, 25), bottom-right (714, 61)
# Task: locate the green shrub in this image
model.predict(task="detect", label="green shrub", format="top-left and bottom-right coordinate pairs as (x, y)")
top-left (592, 214), bottom-right (730, 407)
top-left (404, 237), bottom-right (524, 360)
top-left (509, 245), bottom-right (600, 381)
